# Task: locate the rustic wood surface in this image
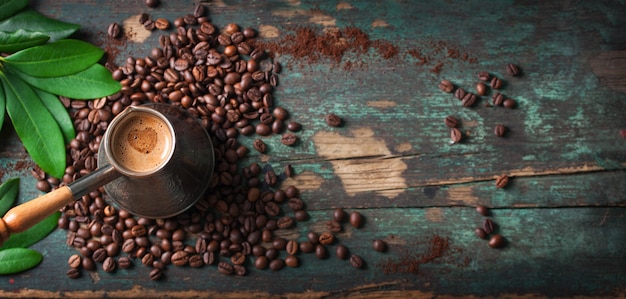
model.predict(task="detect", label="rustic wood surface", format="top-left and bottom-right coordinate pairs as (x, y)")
top-left (0, 0), bottom-right (625, 297)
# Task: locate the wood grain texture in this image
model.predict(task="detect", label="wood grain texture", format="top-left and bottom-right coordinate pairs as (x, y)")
top-left (0, 0), bottom-right (624, 297)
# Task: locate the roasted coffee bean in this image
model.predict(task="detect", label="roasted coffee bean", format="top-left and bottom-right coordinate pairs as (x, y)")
top-left (272, 237), bottom-right (287, 250)
top-left (277, 216), bottom-right (294, 229)
top-left (319, 232), bottom-right (335, 245)
top-left (82, 257), bottom-right (95, 271)
top-left (476, 82), bottom-right (487, 96)
top-left (300, 241), bottom-right (314, 253)
top-left (68, 254), bottom-right (82, 268)
top-left (326, 220), bottom-right (342, 233)
top-left (255, 256), bottom-right (269, 269)
top-left (315, 244), bottom-right (328, 259)
top-left (155, 18), bottom-right (169, 30)
top-left (507, 63), bottom-right (520, 76)
top-left (503, 98), bottom-right (516, 109)
top-left (336, 244), bottom-right (349, 260)
top-left (325, 113), bottom-right (342, 127)
top-left (494, 124), bottom-right (507, 137)
top-left (217, 261), bottom-right (234, 275)
top-left (461, 92), bottom-right (477, 107)
top-left (444, 116), bottom-right (459, 128)
top-left (287, 121), bottom-right (301, 132)
top-left (438, 80), bottom-right (454, 93)
top-left (454, 88), bottom-right (466, 100)
top-left (145, 0), bottom-right (159, 8)
top-left (483, 218), bottom-right (495, 234)
top-left (476, 205), bottom-right (489, 216)
top-left (107, 23), bottom-right (121, 38)
top-left (231, 252), bottom-right (245, 265)
top-left (350, 254), bottom-right (364, 268)
top-left (171, 250), bottom-right (189, 266)
top-left (281, 133), bottom-right (297, 146)
top-left (285, 240), bottom-right (299, 255)
top-left (478, 71), bottom-right (491, 82)
top-left (287, 198), bottom-right (304, 211)
top-left (475, 227), bottom-right (488, 239)
top-left (141, 253), bottom-right (154, 266)
top-left (149, 268), bottom-right (163, 280)
top-left (92, 248), bottom-right (107, 263)
top-left (269, 258), bottom-right (285, 271)
top-left (450, 128), bottom-right (463, 143)
top-left (255, 123), bottom-right (271, 136)
top-left (495, 174), bottom-right (509, 188)
top-left (334, 208), bottom-right (346, 222)
top-left (492, 92), bottom-right (504, 106)
top-left (491, 77), bottom-right (503, 89)
top-left (349, 211), bottom-right (363, 228)
top-left (373, 239), bottom-right (387, 252)
top-left (265, 170), bottom-right (278, 187)
top-left (284, 164), bottom-right (294, 177)
top-left (294, 210), bottom-right (309, 222)
top-left (143, 20), bottom-right (155, 31)
top-left (189, 254), bottom-right (203, 268)
top-left (66, 268), bottom-right (81, 279)
top-left (285, 255), bottom-right (299, 268)
top-left (118, 257), bottom-right (132, 269)
top-left (233, 264), bottom-right (246, 276)
top-left (284, 185), bottom-right (299, 199)
top-left (488, 234), bottom-right (506, 248)
top-left (103, 257), bottom-right (116, 273)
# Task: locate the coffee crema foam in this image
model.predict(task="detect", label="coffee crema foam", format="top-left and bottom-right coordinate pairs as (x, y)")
top-left (111, 112), bottom-right (172, 173)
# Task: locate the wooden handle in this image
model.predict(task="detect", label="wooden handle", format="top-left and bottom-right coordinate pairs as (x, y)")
top-left (0, 186), bottom-right (74, 246)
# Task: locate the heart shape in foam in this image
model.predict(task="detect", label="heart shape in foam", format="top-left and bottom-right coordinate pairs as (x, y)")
top-left (127, 127), bottom-right (158, 154)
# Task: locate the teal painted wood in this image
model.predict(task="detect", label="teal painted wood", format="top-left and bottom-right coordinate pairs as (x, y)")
top-left (0, 0), bottom-right (624, 297)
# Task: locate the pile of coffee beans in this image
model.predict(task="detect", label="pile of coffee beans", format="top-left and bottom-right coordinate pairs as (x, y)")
top-left (30, 4), bottom-right (387, 281)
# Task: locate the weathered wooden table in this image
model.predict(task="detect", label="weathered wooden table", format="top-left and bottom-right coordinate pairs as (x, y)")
top-left (1, 0), bottom-right (625, 297)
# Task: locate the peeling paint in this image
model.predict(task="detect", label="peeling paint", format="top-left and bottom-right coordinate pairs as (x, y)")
top-left (123, 14), bottom-right (151, 43)
top-left (313, 128), bottom-right (407, 198)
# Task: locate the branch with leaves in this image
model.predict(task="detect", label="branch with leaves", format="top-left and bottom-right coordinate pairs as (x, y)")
top-left (0, 0), bottom-right (121, 178)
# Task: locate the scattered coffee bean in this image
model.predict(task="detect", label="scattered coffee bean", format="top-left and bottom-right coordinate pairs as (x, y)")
top-left (67, 254), bottom-right (81, 269)
top-left (319, 232), bottom-right (335, 245)
top-left (476, 82), bottom-right (487, 96)
top-left (492, 92), bottom-right (504, 106)
top-left (284, 164), bottom-right (294, 177)
top-left (103, 257), bottom-right (116, 273)
top-left (507, 63), bottom-right (520, 76)
top-left (145, 0), bottom-right (159, 8)
top-left (475, 205), bottom-right (489, 216)
top-left (326, 220), bottom-right (342, 233)
top-left (494, 124), bottom-right (507, 137)
top-left (281, 133), bottom-right (297, 146)
top-left (438, 80), bottom-right (454, 93)
top-left (503, 98), bottom-right (516, 109)
top-left (454, 88), bottom-right (466, 100)
top-left (154, 18), bottom-right (169, 30)
top-left (286, 240), bottom-right (299, 255)
top-left (488, 234), bottom-right (506, 248)
top-left (490, 77), bottom-right (503, 89)
top-left (349, 211), bottom-right (363, 228)
top-left (336, 244), bottom-right (349, 260)
top-left (477, 72), bottom-right (491, 82)
top-left (450, 128), bottom-right (463, 143)
top-left (107, 23), bottom-right (121, 39)
top-left (66, 268), bottom-right (81, 279)
top-left (325, 113), bottom-right (342, 127)
top-left (255, 256), bottom-right (268, 269)
top-left (149, 268), bottom-right (163, 280)
top-left (285, 255), bottom-right (299, 268)
top-left (350, 254), bottom-right (364, 268)
top-left (118, 257), bottom-right (132, 269)
top-left (218, 262), bottom-right (234, 275)
top-left (269, 259), bottom-right (285, 271)
top-left (461, 92), bottom-right (477, 107)
top-left (300, 241), bottom-right (315, 253)
top-left (483, 218), bottom-right (495, 234)
top-left (373, 239), bottom-right (387, 252)
top-left (444, 115), bottom-right (459, 128)
top-left (333, 208), bottom-right (346, 222)
top-left (253, 139), bottom-right (267, 153)
top-left (287, 121), bottom-right (301, 132)
top-left (475, 228), bottom-right (487, 239)
top-left (495, 174), bottom-right (509, 188)
top-left (315, 244), bottom-right (328, 259)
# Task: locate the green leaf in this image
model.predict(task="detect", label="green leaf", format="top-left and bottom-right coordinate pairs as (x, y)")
top-left (0, 212), bottom-right (60, 250)
top-left (0, 74), bottom-right (66, 178)
top-left (33, 88), bottom-right (75, 144)
top-left (0, 29), bottom-right (50, 53)
top-left (4, 39), bottom-right (104, 77)
top-left (0, 8), bottom-right (80, 42)
top-left (10, 63), bottom-right (121, 99)
top-left (0, 248), bottom-right (42, 275)
top-left (0, 0), bottom-right (29, 21)
top-left (0, 178), bottom-right (19, 216)
top-left (0, 80), bottom-right (5, 132)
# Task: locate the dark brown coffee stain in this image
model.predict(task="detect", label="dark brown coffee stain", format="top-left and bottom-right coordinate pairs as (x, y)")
top-left (589, 50), bottom-right (626, 94)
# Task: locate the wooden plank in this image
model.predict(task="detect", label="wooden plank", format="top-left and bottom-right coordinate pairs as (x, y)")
top-left (0, 207), bottom-right (622, 297)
